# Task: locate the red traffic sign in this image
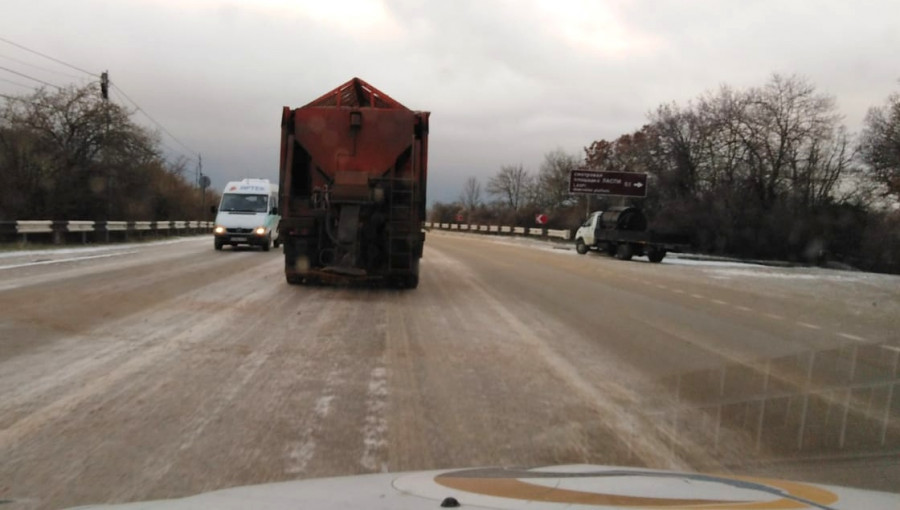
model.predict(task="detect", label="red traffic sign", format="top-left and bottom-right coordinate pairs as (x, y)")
top-left (455, 213), bottom-right (464, 222)
top-left (535, 214), bottom-right (548, 225)
top-left (569, 170), bottom-right (647, 197)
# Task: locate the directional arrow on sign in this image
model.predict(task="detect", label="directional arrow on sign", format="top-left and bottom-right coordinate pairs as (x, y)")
top-left (633, 182), bottom-right (644, 188)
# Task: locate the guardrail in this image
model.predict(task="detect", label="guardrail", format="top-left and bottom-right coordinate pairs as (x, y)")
top-left (425, 222), bottom-right (572, 240)
top-left (0, 220), bottom-right (214, 244)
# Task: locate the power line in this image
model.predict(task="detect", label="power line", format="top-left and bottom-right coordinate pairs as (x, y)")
top-left (111, 82), bottom-right (197, 156)
top-left (0, 52), bottom-right (84, 80)
top-left (108, 86), bottom-right (194, 163)
top-left (0, 92), bottom-right (41, 106)
top-left (0, 65), bottom-right (62, 89)
top-left (0, 76), bottom-right (35, 90)
top-left (0, 36), bottom-right (96, 77)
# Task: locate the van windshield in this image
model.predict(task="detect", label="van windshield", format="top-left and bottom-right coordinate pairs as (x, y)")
top-left (219, 193), bottom-right (268, 213)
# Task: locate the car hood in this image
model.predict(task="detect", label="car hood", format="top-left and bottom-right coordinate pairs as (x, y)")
top-left (68, 464), bottom-right (900, 510)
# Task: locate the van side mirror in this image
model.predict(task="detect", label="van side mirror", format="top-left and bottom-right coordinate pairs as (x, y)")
top-left (271, 206), bottom-right (278, 215)
top-left (209, 206), bottom-right (216, 214)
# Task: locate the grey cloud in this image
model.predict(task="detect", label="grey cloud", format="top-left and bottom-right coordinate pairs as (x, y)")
top-left (2, 0), bottom-right (898, 204)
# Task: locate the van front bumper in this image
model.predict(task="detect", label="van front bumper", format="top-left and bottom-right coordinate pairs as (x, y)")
top-left (215, 229), bottom-right (268, 245)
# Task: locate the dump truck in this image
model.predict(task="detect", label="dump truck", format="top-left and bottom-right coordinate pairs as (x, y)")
top-left (574, 206), bottom-right (690, 262)
top-left (277, 78), bottom-right (430, 287)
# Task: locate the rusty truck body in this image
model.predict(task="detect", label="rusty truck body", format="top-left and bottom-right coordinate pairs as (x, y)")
top-left (277, 78), bottom-right (430, 288)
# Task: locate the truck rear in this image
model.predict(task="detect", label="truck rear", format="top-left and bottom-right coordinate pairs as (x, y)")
top-left (278, 78), bottom-right (430, 287)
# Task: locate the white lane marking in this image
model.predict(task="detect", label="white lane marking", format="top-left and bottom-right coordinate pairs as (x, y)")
top-left (656, 284), bottom-right (668, 290)
top-left (734, 305), bottom-right (752, 312)
top-left (796, 321), bottom-right (822, 330)
top-left (881, 345), bottom-right (900, 353)
top-left (690, 293), bottom-right (705, 299)
top-left (360, 365), bottom-right (388, 472)
top-left (0, 251), bottom-right (138, 271)
top-left (837, 332), bottom-right (866, 342)
top-left (764, 313), bottom-right (785, 320)
top-left (712, 299), bottom-right (728, 306)
top-left (672, 289), bottom-right (685, 295)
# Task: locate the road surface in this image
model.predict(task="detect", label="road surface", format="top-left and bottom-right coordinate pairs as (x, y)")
top-left (1, 232), bottom-right (898, 509)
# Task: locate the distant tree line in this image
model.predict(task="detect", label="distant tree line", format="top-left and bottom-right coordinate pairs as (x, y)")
top-left (0, 85), bottom-right (216, 221)
top-left (431, 75), bottom-right (900, 274)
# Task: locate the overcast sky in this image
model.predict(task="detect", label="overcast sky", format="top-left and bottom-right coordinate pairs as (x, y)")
top-left (2, 0), bottom-right (899, 204)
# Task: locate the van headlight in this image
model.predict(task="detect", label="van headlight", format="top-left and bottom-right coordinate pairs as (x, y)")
top-left (254, 226), bottom-right (266, 236)
top-left (214, 225), bottom-right (226, 234)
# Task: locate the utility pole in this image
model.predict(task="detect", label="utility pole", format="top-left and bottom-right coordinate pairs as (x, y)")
top-left (102, 71), bottom-right (111, 238)
top-left (100, 71), bottom-right (109, 100)
top-left (197, 154), bottom-right (204, 220)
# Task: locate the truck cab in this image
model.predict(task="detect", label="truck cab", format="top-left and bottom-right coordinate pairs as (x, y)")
top-left (575, 211), bottom-right (603, 250)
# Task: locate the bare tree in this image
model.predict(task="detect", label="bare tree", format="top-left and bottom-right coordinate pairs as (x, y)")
top-left (532, 149), bottom-right (580, 209)
top-left (487, 164), bottom-right (531, 210)
top-left (459, 176), bottom-right (482, 211)
top-left (0, 85), bottom-right (208, 221)
top-left (860, 92), bottom-right (900, 200)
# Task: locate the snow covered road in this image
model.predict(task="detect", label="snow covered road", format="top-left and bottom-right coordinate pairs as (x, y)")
top-left (1, 233), bottom-right (897, 509)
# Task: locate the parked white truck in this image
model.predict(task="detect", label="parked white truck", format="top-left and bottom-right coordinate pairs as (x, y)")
top-left (212, 179), bottom-right (280, 251)
top-left (574, 206), bottom-right (689, 263)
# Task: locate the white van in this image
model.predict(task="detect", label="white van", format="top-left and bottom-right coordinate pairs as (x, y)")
top-left (212, 178), bottom-right (280, 251)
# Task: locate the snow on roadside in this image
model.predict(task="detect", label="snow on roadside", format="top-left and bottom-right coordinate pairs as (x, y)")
top-left (662, 256), bottom-right (763, 268)
top-left (432, 230), bottom-right (767, 268)
top-left (430, 230), bottom-right (900, 282)
top-left (0, 236), bottom-right (208, 259)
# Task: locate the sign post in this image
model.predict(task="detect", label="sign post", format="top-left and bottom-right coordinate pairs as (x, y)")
top-left (569, 170), bottom-right (648, 198)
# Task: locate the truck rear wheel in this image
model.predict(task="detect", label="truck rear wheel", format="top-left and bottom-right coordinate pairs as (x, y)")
top-left (647, 248), bottom-right (666, 263)
top-left (575, 238), bottom-right (589, 255)
top-left (615, 243), bottom-right (634, 261)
